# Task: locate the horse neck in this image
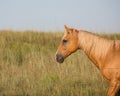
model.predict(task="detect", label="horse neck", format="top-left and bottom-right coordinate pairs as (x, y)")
top-left (78, 31), bottom-right (112, 69)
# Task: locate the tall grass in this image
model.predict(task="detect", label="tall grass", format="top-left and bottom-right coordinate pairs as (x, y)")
top-left (0, 30), bottom-right (120, 96)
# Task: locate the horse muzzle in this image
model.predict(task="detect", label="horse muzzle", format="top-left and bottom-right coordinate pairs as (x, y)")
top-left (56, 54), bottom-right (64, 63)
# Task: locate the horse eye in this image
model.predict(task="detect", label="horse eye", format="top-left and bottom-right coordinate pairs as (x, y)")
top-left (63, 39), bottom-right (68, 43)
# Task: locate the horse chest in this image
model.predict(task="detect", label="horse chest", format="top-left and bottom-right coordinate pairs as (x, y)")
top-left (101, 69), bottom-right (113, 82)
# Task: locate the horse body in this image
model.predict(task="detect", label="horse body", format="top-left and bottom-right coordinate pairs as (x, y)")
top-left (79, 32), bottom-right (120, 96)
top-left (55, 25), bottom-right (120, 96)
top-left (78, 30), bottom-right (120, 83)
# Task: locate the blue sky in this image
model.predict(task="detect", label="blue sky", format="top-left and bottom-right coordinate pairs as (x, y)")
top-left (0, 0), bottom-right (120, 32)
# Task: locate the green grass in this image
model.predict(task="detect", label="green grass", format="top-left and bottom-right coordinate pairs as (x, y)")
top-left (0, 30), bottom-right (120, 96)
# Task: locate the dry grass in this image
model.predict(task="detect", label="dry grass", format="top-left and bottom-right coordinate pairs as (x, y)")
top-left (0, 30), bottom-right (120, 96)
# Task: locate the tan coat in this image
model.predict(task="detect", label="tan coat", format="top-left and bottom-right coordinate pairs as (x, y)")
top-left (56, 25), bottom-right (120, 96)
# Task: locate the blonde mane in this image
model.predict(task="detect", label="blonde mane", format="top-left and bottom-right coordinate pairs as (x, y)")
top-left (78, 30), bottom-right (115, 68)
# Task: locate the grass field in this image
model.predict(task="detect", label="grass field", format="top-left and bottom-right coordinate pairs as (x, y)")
top-left (0, 30), bottom-right (120, 96)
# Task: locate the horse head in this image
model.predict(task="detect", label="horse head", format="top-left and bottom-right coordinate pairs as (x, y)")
top-left (55, 25), bottom-right (79, 63)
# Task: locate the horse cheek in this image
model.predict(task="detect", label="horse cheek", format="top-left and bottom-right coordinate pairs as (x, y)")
top-left (68, 43), bottom-right (77, 54)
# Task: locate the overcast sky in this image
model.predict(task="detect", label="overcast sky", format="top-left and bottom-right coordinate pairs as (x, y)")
top-left (0, 0), bottom-right (120, 32)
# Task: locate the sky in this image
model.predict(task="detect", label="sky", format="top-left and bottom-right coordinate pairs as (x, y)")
top-left (0, 0), bottom-right (120, 32)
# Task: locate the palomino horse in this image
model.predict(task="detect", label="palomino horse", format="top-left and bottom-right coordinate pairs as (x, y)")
top-left (55, 25), bottom-right (120, 96)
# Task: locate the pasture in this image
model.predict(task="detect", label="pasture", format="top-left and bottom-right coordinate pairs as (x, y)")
top-left (0, 30), bottom-right (120, 96)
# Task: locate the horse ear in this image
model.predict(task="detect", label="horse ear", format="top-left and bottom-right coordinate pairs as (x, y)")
top-left (64, 25), bottom-right (69, 31)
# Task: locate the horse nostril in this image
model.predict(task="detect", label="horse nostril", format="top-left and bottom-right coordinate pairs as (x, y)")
top-left (56, 54), bottom-right (64, 63)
